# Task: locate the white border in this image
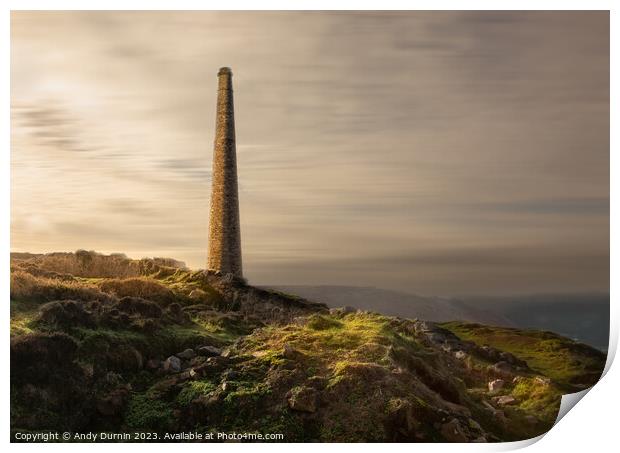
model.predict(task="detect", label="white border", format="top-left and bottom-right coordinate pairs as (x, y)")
top-left (3, 2), bottom-right (616, 452)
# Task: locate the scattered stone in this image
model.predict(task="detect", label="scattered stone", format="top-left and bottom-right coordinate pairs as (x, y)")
top-left (493, 395), bottom-right (516, 406)
top-left (535, 376), bottom-right (551, 386)
top-left (454, 350), bottom-right (467, 360)
top-left (177, 348), bottom-right (196, 360)
top-left (488, 379), bottom-right (505, 394)
top-left (197, 345), bottom-right (221, 357)
top-left (287, 386), bottom-right (318, 413)
top-left (440, 418), bottom-right (468, 442)
top-left (163, 355), bottom-right (182, 373)
top-left (221, 381), bottom-right (229, 392)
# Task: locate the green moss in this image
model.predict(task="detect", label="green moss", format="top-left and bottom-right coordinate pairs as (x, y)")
top-left (10, 299), bottom-right (43, 337)
top-left (440, 321), bottom-right (605, 388)
top-left (306, 314), bottom-right (343, 331)
top-left (176, 381), bottom-right (217, 407)
top-left (125, 394), bottom-right (174, 431)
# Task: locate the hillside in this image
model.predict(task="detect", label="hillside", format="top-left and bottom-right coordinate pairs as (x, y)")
top-left (270, 286), bottom-right (511, 325)
top-left (10, 251), bottom-right (606, 442)
top-left (271, 286), bottom-right (609, 350)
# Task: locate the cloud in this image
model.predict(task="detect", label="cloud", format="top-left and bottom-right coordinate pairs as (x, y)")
top-left (10, 11), bottom-right (609, 295)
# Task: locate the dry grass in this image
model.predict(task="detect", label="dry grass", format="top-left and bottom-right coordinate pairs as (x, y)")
top-left (98, 277), bottom-right (176, 303)
top-left (10, 270), bottom-right (110, 303)
top-left (11, 250), bottom-right (187, 279)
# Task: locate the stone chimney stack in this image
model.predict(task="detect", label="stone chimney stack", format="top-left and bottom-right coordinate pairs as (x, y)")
top-left (207, 67), bottom-right (243, 278)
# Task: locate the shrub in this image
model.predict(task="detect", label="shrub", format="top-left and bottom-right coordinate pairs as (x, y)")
top-left (99, 278), bottom-right (176, 304)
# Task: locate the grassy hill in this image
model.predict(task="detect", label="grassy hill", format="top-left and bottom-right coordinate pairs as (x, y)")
top-left (10, 251), bottom-right (606, 442)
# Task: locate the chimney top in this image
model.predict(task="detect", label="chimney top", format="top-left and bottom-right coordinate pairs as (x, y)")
top-left (218, 67), bottom-right (232, 76)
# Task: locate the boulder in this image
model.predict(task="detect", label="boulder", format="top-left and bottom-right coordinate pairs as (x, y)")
top-left (197, 345), bottom-right (221, 357)
top-left (488, 379), bottom-right (505, 394)
top-left (493, 395), bottom-right (516, 406)
top-left (163, 355), bottom-right (182, 373)
top-left (287, 386), bottom-right (318, 413)
top-left (177, 348), bottom-right (196, 360)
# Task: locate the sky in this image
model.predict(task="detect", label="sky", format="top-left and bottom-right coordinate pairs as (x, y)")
top-left (10, 11), bottom-right (609, 296)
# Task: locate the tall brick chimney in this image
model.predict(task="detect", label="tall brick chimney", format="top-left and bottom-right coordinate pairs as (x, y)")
top-left (207, 67), bottom-right (243, 278)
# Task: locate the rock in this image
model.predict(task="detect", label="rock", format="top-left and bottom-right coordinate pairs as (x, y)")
top-left (197, 345), bottom-right (221, 357)
top-left (221, 368), bottom-right (239, 381)
top-left (287, 386), bottom-right (318, 413)
top-left (163, 355), bottom-right (182, 373)
top-left (493, 395), bottom-right (516, 406)
top-left (440, 418), bottom-right (469, 442)
top-left (488, 379), bottom-right (505, 394)
top-left (177, 348), bottom-right (196, 360)
top-left (454, 350), bottom-right (467, 360)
